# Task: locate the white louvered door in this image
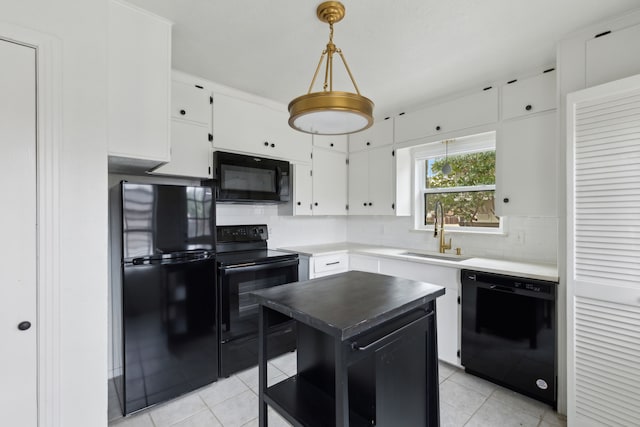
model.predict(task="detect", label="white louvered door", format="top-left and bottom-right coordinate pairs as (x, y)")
top-left (567, 74), bottom-right (640, 427)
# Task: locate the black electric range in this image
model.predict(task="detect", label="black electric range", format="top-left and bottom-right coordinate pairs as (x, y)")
top-left (215, 225), bottom-right (299, 377)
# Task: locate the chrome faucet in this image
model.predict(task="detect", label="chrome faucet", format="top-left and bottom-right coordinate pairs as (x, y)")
top-left (434, 201), bottom-right (452, 254)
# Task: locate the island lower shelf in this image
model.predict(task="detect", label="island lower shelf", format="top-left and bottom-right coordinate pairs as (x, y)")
top-left (264, 375), bottom-right (371, 427)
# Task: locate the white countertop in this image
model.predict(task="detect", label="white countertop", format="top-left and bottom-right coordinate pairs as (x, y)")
top-left (278, 242), bottom-right (558, 282)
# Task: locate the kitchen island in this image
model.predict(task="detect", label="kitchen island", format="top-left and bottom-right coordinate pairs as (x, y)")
top-left (251, 271), bottom-right (445, 427)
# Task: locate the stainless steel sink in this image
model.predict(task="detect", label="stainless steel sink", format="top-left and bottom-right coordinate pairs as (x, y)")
top-left (400, 251), bottom-right (471, 262)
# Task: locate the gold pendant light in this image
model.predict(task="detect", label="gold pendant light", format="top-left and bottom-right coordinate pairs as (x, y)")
top-left (288, 1), bottom-right (374, 135)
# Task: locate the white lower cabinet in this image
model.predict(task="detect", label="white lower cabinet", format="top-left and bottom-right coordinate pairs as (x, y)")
top-left (378, 258), bottom-right (460, 366)
top-left (348, 254), bottom-right (380, 273)
top-left (308, 253), bottom-right (349, 279)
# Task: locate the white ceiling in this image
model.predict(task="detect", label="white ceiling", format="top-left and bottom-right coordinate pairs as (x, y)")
top-left (126, 0), bottom-right (639, 117)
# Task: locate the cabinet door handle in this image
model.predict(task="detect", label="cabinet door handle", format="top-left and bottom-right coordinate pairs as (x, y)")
top-left (325, 261), bottom-right (340, 266)
top-left (297, 202), bottom-right (301, 206)
top-left (366, 141), bottom-right (371, 146)
top-left (525, 104), bottom-right (532, 111)
top-left (18, 321), bottom-right (31, 331)
top-left (435, 125), bottom-right (441, 131)
top-left (503, 197), bottom-right (510, 203)
top-left (264, 141), bottom-right (269, 146)
top-left (363, 202), bottom-right (367, 206)
top-left (368, 202), bottom-right (372, 206)
top-left (271, 143), bottom-right (275, 148)
top-left (180, 109), bottom-right (186, 115)
top-left (330, 143), bottom-right (334, 147)
top-left (314, 202), bottom-right (318, 206)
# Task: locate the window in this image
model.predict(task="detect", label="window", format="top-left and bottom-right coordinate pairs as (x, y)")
top-left (414, 131), bottom-right (501, 232)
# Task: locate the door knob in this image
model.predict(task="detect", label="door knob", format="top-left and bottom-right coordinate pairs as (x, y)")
top-left (18, 321), bottom-right (31, 331)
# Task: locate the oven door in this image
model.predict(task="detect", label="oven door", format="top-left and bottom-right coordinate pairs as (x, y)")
top-left (217, 258), bottom-right (299, 376)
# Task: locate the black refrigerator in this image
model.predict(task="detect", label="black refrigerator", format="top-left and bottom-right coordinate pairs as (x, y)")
top-left (110, 181), bottom-right (218, 415)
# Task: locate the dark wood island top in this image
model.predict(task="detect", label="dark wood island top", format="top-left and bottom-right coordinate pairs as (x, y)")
top-left (251, 270), bottom-right (445, 340)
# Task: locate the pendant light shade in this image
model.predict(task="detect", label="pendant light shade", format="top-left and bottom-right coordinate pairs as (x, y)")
top-left (288, 2), bottom-right (374, 135)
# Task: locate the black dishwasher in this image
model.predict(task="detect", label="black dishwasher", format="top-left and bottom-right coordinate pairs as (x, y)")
top-left (461, 269), bottom-right (557, 407)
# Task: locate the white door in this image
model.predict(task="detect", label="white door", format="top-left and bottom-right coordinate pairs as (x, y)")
top-left (567, 74), bottom-right (640, 426)
top-left (0, 39), bottom-right (37, 425)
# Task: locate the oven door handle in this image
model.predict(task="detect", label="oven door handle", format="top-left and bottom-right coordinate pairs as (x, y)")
top-left (219, 258), bottom-right (299, 273)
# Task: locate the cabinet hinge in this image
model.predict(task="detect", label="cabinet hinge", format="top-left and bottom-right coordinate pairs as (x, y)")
top-left (210, 96), bottom-right (213, 104)
top-left (310, 170), bottom-right (313, 177)
top-left (208, 133), bottom-right (213, 142)
top-left (310, 152), bottom-right (313, 159)
top-left (457, 350), bottom-right (460, 358)
top-left (457, 296), bottom-right (461, 304)
top-left (346, 158), bottom-right (349, 165)
top-left (310, 203), bottom-right (313, 210)
top-left (195, 84), bottom-right (204, 89)
top-left (594, 30), bottom-right (611, 39)
top-left (346, 204), bottom-right (349, 210)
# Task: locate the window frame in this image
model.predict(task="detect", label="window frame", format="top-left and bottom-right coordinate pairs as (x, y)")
top-left (412, 132), bottom-right (503, 234)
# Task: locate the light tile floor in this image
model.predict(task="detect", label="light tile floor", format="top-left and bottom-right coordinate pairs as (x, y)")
top-left (109, 352), bottom-right (567, 427)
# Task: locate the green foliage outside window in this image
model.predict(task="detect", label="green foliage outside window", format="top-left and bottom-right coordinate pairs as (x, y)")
top-left (424, 151), bottom-right (499, 227)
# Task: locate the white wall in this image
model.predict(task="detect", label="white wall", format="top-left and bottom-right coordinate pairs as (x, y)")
top-left (1, 1), bottom-right (109, 426)
top-left (347, 215), bottom-right (558, 264)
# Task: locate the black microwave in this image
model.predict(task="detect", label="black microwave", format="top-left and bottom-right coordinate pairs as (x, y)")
top-left (213, 151), bottom-right (290, 203)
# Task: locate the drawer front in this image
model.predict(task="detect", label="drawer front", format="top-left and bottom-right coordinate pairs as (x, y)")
top-left (313, 253), bottom-right (349, 274)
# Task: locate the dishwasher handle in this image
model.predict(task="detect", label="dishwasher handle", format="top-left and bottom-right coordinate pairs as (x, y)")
top-left (490, 284), bottom-right (515, 293)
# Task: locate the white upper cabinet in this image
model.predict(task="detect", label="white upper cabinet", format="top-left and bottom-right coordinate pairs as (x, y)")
top-left (586, 23), bottom-right (640, 88)
top-left (213, 93), bottom-right (311, 163)
top-left (348, 146), bottom-right (395, 216)
top-left (151, 79), bottom-right (213, 178)
top-left (171, 81), bottom-right (212, 126)
top-left (290, 163), bottom-right (313, 216)
top-left (501, 69), bottom-right (557, 120)
top-left (107, 0), bottom-right (172, 169)
top-left (151, 121), bottom-right (212, 178)
top-left (312, 148), bottom-right (348, 215)
top-left (313, 135), bottom-right (348, 153)
top-left (394, 87), bottom-right (498, 143)
top-left (349, 118), bottom-right (393, 152)
top-left (496, 110), bottom-right (557, 217)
